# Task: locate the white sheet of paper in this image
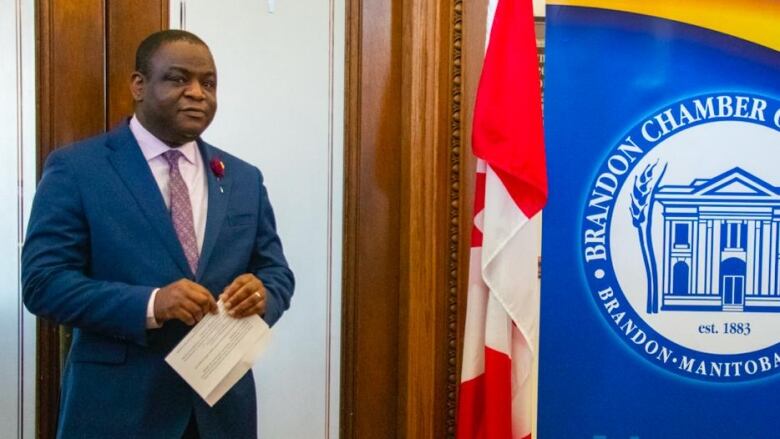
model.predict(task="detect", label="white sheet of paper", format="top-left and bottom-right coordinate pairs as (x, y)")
top-left (165, 302), bottom-right (271, 406)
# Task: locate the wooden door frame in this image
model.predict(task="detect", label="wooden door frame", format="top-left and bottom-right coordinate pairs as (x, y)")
top-left (340, 0), bottom-right (486, 437)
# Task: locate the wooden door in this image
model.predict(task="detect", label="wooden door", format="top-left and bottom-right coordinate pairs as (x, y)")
top-left (35, 1), bottom-right (168, 436)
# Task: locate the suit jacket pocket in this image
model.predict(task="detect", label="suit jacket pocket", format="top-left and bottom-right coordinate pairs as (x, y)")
top-left (228, 213), bottom-right (255, 227)
top-left (69, 336), bottom-right (127, 364)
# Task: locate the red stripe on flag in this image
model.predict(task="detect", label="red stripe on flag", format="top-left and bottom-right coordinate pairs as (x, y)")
top-left (471, 0), bottom-right (547, 217)
top-left (471, 225), bottom-right (483, 248)
top-left (473, 172), bottom-right (487, 216)
top-left (457, 347), bottom-right (515, 439)
top-left (471, 172), bottom-right (487, 247)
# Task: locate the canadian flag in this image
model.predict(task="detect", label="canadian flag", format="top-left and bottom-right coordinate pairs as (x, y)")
top-left (456, 0), bottom-right (547, 438)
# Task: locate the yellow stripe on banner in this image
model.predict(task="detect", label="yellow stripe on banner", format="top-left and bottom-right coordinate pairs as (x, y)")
top-left (547, 0), bottom-right (780, 52)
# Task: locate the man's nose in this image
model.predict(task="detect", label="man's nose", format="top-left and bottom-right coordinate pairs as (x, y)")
top-left (185, 80), bottom-right (205, 99)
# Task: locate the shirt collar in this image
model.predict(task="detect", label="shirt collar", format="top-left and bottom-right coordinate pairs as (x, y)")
top-left (129, 115), bottom-right (198, 165)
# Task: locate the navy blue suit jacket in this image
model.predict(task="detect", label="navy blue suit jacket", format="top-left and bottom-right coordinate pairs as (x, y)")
top-left (22, 122), bottom-right (294, 438)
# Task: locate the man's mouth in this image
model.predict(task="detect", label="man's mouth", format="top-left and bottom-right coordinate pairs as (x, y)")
top-left (181, 108), bottom-right (207, 118)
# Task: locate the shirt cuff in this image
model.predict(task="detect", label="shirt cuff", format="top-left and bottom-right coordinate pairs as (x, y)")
top-left (146, 288), bottom-right (162, 329)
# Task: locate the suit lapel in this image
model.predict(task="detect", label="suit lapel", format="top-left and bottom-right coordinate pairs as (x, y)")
top-left (106, 124), bottom-right (193, 277)
top-left (196, 140), bottom-right (232, 281)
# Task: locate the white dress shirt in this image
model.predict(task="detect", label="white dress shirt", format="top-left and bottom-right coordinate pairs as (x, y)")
top-left (129, 115), bottom-right (209, 328)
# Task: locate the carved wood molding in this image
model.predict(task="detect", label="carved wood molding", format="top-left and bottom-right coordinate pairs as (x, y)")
top-left (446, 0), bottom-right (464, 436)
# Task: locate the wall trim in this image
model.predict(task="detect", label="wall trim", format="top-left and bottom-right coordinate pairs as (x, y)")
top-left (446, 0), bottom-right (464, 435)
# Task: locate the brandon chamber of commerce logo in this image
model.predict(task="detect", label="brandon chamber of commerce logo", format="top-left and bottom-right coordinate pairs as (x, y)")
top-left (581, 92), bottom-right (780, 383)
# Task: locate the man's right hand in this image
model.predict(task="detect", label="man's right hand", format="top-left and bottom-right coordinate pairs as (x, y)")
top-left (154, 279), bottom-right (217, 326)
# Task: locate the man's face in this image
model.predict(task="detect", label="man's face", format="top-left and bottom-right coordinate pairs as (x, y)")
top-left (131, 40), bottom-right (217, 146)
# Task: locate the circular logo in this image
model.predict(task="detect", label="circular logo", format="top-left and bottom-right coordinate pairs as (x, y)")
top-left (582, 93), bottom-right (780, 382)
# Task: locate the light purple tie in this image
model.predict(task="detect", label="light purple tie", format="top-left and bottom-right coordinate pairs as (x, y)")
top-left (163, 150), bottom-right (199, 275)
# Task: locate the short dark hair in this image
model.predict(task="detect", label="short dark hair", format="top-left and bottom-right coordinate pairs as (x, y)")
top-left (135, 30), bottom-right (209, 75)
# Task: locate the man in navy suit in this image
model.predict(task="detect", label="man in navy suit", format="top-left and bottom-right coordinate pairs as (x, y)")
top-left (22, 30), bottom-right (294, 438)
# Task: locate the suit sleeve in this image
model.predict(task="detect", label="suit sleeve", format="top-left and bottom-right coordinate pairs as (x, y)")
top-left (251, 169), bottom-right (295, 326)
top-left (22, 150), bottom-right (153, 345)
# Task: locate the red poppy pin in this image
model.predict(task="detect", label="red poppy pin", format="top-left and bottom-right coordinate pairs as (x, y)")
top-left (210, 157), bottom-right (225, 179)
top-left (210, 157), bottom-right (226, 193)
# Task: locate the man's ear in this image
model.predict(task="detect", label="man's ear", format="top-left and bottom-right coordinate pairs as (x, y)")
top-left (130, 71), bottom-right (145, 102)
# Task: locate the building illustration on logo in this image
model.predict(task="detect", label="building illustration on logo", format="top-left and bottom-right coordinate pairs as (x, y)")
top-left (582, 93), bottom-right (780, 383)
top-left (645, 167), bottom-right (780, 313)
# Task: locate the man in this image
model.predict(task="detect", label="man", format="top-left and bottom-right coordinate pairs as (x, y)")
top-left (22, 30), bottom-right (294, 438)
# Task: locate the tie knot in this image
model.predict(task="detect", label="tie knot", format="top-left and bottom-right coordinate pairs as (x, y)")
top-left (163, 149), bottom-right (184, 169)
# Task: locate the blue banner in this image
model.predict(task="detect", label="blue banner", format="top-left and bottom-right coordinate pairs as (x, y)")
top-left (540, 3), bottom-right (780, 438)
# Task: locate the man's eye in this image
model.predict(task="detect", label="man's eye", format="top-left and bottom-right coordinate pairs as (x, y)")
top-left (203, 80), bottom-right (217, 89)
top-left (167, 76), bottom-right (186, 84)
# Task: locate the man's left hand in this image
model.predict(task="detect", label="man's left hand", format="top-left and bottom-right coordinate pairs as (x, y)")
top-left (220, 273), bottom-right (266, 318)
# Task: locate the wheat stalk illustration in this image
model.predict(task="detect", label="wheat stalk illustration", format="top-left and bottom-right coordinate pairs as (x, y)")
top-left (630, 161), bottom-right (658, 227)
top-left (629, 161), bottom-right (667, 314)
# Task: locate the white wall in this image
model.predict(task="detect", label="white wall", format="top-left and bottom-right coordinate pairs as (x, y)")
top-left (534, 0), bottom-right (546, 17)
top-left (171, 1), bottom-right (344, 437)
top-left (0, 0), bottom-right (37, 437)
